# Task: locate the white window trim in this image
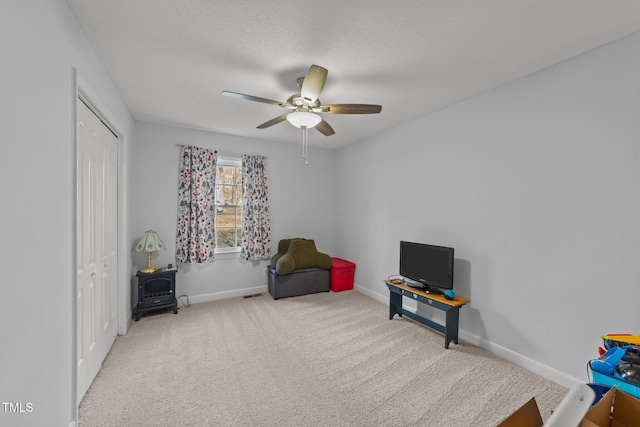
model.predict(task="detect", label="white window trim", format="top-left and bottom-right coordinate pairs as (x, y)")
top-left (214, 251), bottom-right (241, 260)
top-left (215, 154), bottom-right (242, 255)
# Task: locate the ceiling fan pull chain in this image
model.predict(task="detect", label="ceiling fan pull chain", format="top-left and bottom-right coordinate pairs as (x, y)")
top-left (302, 127), bottom-right (309, 165)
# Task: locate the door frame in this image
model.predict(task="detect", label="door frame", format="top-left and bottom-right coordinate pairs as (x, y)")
top-left (73, 71), bottom-right (131, 417)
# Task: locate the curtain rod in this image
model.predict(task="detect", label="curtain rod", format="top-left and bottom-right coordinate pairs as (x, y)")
top-left (176, 143), bottom-right (217, 154)
top-left (175, 144), bottom-right (266, 159)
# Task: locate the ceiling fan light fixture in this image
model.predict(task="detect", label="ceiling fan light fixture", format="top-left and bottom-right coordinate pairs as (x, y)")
top-left (286, 111), bottom-right (321, 128)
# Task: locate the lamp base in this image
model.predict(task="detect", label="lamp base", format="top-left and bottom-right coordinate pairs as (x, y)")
top-left (139, 252), bottom-right (158, 274)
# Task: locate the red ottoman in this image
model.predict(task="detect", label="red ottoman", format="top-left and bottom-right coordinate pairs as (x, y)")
top-left (330, 258), bottom-right (355, 292)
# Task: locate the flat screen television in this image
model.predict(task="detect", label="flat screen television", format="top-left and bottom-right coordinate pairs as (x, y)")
top-left (399, 241), bottom-right (454, 293)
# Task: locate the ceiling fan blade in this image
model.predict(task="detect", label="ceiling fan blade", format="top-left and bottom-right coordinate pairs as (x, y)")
top-left (257, 114), bottom-right (289, 129)
top-left (300, 65), bottom-right (328, 104)
top-left (315, 119), bottom-right (335, 136)
top-left (222, 91), bottom-right (288, 108)
top-left (317, 104), bottom-right (382, 114)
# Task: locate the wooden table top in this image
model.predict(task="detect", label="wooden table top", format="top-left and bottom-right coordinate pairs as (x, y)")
top-left (385, 280), bottom-right (470, 307)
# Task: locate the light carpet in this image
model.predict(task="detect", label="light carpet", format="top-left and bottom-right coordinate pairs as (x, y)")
top-left (79, 290), bottom-right (567, 426)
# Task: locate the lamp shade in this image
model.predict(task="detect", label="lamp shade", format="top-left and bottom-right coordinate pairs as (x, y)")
top-left (134, 230), bottom-right (166, 253)
top-left (286, 111), bottom-right (321, 128)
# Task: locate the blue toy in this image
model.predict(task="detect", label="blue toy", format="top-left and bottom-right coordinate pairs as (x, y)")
top-left (590, 347), bottom-right (626, 375)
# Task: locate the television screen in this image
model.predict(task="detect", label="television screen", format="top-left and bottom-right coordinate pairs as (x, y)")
top-left (399, 241), bottom-right (454, 291)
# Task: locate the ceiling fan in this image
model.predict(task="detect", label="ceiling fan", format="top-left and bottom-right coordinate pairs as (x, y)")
top-left (222, 64), bottom-right (382, 137)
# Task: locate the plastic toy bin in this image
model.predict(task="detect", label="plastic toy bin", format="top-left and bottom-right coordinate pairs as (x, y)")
top-left (586, 383), bottom-right (611, 406)
top-left (589, 368), bottom-right (640, 398)
top-left (330, 258), bottom-right (355, 292)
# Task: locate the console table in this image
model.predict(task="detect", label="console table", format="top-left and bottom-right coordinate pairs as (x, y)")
top-left (385, 280), bottom-right (469, 349)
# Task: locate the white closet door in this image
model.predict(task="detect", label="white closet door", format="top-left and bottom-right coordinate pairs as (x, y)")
top-left (76, 99), bottom-right (118, 404)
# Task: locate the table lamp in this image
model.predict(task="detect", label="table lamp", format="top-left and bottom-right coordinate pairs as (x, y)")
top-left (134, 230), bottom-right (166, 273)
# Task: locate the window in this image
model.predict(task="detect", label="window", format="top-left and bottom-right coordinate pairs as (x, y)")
top-left (214, 156), bottom-right (242, 253)
top-left (176, 148), bottom-right (269, 263)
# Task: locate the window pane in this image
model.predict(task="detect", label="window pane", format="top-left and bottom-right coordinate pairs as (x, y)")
top-left (215, 162), bottom-right (242, 252)
top-left (223, 185), bottom-right (234, 205)
top-left (226, 166), bottom-right (235, 183)
top-left (232, 185), bottom-right (241, 205)
top-left (215, 184), bottom-right (239, 205)
top-left (216, 208), bottom-right (236, 227)
top-left (217, 165), bottom-right (231, 182)
top-left (217, 228), bottom-right (238, 248)
top-left (217, 189), bottom-right (231, 205)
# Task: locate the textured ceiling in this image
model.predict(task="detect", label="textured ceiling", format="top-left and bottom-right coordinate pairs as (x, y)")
top-left (66, 0), bottom-right (640, 149)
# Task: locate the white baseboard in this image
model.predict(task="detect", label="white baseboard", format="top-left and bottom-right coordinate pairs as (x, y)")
top-left (186, 285), bottom-right (268, 304)
top-left (353, 283), bottom-right (388, 305)
top-left (459, 330), bottom-right (583, 389)
top-left (352, 284), bottom-right (582, 390)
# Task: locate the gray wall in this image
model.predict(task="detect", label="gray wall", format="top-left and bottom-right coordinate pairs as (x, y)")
top-left (0, 1), bottom-right (135, 426)
top-left (132, 122), bottom-right (338, 300)
top-left (335, 32), bottom-right (640, 383)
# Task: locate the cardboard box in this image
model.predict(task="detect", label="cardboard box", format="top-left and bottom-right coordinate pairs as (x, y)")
top-left (581, 386), bottom-right (640, 427)
top-left (497, 397), bottom-right (543, 427)
top-left (498, 383), bottom-right (597, 427)
top-left (499, 384), bottom-right (640, 427)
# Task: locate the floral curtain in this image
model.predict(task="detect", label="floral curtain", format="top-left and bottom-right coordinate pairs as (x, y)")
top-left (241, 155), bottom-right (271, 260)
top-left (175, 146), bottom-right (217, 263)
